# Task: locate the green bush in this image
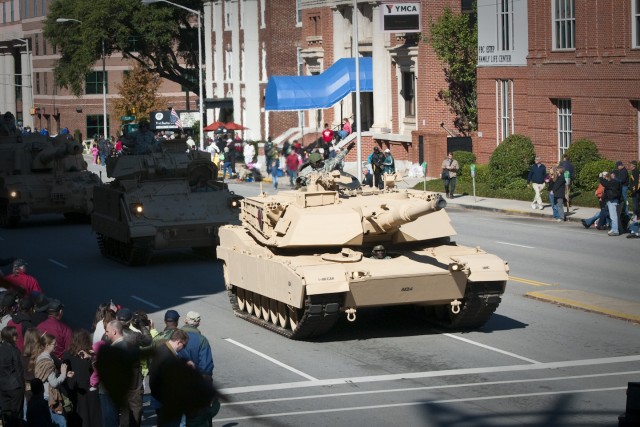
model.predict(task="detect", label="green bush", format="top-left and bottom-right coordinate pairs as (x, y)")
top-left (459, 162), bottom-right (489, 183)
top-left (453, 151), bottom-right (476, 180)
top-left (488, 134), bottom-right (535, 189)
top-left (578, 159), bottom-right (616, 191)
top-left (565, 138), bottom-right (601, 188)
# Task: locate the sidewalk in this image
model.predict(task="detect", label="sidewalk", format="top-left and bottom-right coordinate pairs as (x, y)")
top-left (397, 177), bottom-right (600, 224)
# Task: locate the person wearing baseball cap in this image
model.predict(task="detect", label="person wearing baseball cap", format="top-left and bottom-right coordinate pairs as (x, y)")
top-left (36, 298), bottom-right (72, 359)
top-left (153, 310), bottom-right (181, 344)
top-left (3, 258), bottom-right (42, 296)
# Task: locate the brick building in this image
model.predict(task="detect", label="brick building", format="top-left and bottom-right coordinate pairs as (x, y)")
top-left (476, 0), bottom-right (640, 165)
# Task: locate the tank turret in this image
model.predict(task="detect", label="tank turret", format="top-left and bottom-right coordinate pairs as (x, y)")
top-left (218, 169), bottom-right (508, 339)
top-left (91, 141), bottom-right (242, 265)
top-left (0, 131), bottom-right (99, 227)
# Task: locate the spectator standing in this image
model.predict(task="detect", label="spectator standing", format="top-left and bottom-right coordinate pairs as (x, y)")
top-left (527, 156), bottom-right (547, 210)
top-left (271, 156), bottom-right (281, 190)
top-left (560, 154), bottom-right (575, 207)
top-left (1, 292), bottom-right (16, 329)
top-left (264, 137), bottom-right (274, 174)
top-left (154, 310), bottom-right (180, 344)
top-left (98, 137), bottom-right (111, 164)
top-left (64, 329), bottom-right (101, 427)
top-left (3, 259), bottom-right (42, 296)
top-left (441, 152), bottom-right (460, 199)
top-left (26, 378), bottom-right (55, 427)
top-left (36, 299), bottom-right (72, 360)
top-left (361, 168), bottom-right (373, 187)
top-left (615, 160), bottom-right (630, 214)
top-left (8, 297), bottom-right (35, 351)
top-left (599, 170), bottom-right (622, 236)
top-left (581, 172), bottom-right (611, 229)
top-left (629, 160), bottom-right (639, 217)
top-left (286, 149), bottom-right (301, 187)
top-left (0, 326), bottom-right (25, 426)
top-left (22, 328), bottom-right (40, 404)
top-left (369, 147), bottom-right (385, 189)
top-left (383, 149), bottom-right (395, 174)
top-left (91, 143), bottom-right (99, 164)
top-left (243, 142), bottom-right (255, 166)
top-left (549, 165), bottom-right (566, 222)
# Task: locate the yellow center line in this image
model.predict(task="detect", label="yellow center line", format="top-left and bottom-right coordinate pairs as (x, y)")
top-left (509, 275), bottom-right (554, 287)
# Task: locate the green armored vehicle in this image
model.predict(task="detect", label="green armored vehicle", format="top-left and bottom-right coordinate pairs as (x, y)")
top-left (0, 132), bottom-right (100, 227)
top-left (91, 140), bottom-right (242, 265)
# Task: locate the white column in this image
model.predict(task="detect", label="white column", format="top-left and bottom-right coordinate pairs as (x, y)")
top-left (212, 1), bottom-right (224, 121)
top-left (370, 4), bottom-right (389, 131)
top-left (332, 7), bottom-right (346, 126)
top-left (0, 52), bottom-right (7, 112)
top-left (231, 0), bottom-right (241, 124)
top-left (20, 50), bottom-right (34, 129)
top-left (204, 1), bottom-right (214, 125)
top-left (243, 0), bottom-right (260, 140)
top-left (4, 51), bottom-right (16, 115)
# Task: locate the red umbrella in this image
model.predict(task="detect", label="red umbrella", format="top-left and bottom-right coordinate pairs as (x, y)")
top-left (224, 122), bottom-right (248, 131)
top-left (203, 121), bottom-right (226, 131)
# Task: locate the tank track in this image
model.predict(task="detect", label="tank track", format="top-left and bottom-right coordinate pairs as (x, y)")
top-left (424, 293), bottom-right (502, 330)
top-left (228, 287), bottom-right (342, 340)
top-left (96, 233), bottom-right (152, 266)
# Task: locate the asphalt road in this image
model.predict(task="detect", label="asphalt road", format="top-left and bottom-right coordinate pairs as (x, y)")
top-left (2, 186), bottom-right (639, 426)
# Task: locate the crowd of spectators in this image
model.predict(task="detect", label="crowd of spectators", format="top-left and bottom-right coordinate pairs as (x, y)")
top-left (0, 259), bottom-right (219, 427)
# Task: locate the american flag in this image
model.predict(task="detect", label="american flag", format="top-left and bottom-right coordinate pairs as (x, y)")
top-left (170, 108), bottom-right (183, 130)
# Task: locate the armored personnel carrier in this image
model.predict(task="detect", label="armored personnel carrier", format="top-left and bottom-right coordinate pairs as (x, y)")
top-left (91, 140), bottom-right (243, 265)
top-left (0, 132), bottom-right (100, 227)
top-left (218, 170), bottom-right (509, 339)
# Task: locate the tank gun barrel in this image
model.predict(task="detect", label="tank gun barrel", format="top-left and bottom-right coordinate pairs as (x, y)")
top-left (36, 140), bottom-right (83, 164)
top-left (365, 197), bottom-right (446, 232)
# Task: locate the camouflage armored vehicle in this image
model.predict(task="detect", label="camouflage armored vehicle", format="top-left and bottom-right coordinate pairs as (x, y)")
top-left (91, 139), bottom-right (243, 265)
top-left (217, 170), bottom-right (509, 339)
top-left (0, 132), bottom-right (100, 227)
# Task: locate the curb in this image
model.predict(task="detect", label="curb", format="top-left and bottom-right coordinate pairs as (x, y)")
top-left (445, 201), bottom-right (585, 223)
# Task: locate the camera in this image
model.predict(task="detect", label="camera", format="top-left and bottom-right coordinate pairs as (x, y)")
top-left (132, 311), bottom-right (151, 329)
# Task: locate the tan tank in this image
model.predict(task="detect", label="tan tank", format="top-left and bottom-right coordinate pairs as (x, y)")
top-left (0, 132), bottom-right (100, 227)
top-left (91, 140), bottom-right (242, 265)
top-left (217, 170), bottom-right (509, 339)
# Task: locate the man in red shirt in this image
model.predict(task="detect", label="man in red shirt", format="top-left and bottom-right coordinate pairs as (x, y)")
top-left (286, 149), bottom-right (301, 187)
top-left (3, 259), bottom-right (42, 296)
top-left (36, 299), bottom-right (72, 360)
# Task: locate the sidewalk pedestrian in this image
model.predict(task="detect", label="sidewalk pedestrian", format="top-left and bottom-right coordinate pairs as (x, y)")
top-left (615, 160), bottom-right (630, 214)
top-left (599, 170), bottom-right (622, 236)
top-left (441, 152), bottom-right (459, 198)
top-left (629, 160), bottom-right (639, 217)
top-left (527, 156), bottom-right (547, 210)
top-left (581, 171), bottom-right (611, 230)
top-left (549, 165), bottom-right (566, 222)
top-left (560, 154), bottom-right (575, 207)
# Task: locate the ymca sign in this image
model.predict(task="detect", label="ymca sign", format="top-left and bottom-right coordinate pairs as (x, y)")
top-left (381, 3), bottom-right (421, 33)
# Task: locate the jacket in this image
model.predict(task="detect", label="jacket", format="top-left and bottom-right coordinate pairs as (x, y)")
top-left (527, 163), bottom-right (547, 184)
top-left (0, 341), bottom-right (24, 391)
top-left (37, 317), bottom-right (73, 360)
top-left (599, 177), bottom-right (622, 202)
top-left (178, 325), bottom-right (214, 377)
top-left (617, 167), bottom-right (629, 186)
top-left (550, 175), bottom-right (566, 200)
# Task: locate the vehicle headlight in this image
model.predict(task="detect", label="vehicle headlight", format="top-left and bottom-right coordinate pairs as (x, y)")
top-left (228, 196), bottom-right (243, 209)
top-left (131, 203), bottom-right (144, 217)
top-left (9, 190), bottom-right (20, 199)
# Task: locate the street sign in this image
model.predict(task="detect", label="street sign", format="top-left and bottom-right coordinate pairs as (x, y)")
top-left (381, 3), bottom-right (421, 33)
top-left (121, 115), bottom-right (136, 122)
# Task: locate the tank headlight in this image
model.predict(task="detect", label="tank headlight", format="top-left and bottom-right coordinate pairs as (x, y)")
top-left (131, 203), bottom-right (144, 217)
top-left (449, 262), bottom-right (462, 272)
top-left (9, 190), bottom-right (20, 199)
top-left (228, 196), bottom-right (244, 209)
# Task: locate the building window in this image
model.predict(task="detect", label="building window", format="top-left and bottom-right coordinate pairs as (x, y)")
top-left (35, 72), bottom-right (40, 95)
top-left (402, 71), bottom-right (415, 118)
top-left (557, 99), bottom-right (572, 158)
top-left (224, 0), bottom-right (231, 29)
top-left (225, 50), bottom-right (232, 81)
top-left (10, 0), bottom-right (14, 21)
top-left (553, 0), bottom-right (575, 50)
top-left (312, 15), bottom-right (320, 36)
top-left (86, 115), bottom-right (109, 140)
top-left (260, 0), bottom-right (265, 28)
top-left (296, 0), bottom-right (302, 26)
top-left (15, 74), bottom-right (22, 100)
top-left (43, 73), bottom-right (47, 95)
top-left (85, 71), bottom-right (107, 95)
top-left (43, 38), bottom-right (47, 56)
top-left (497, 80), bottom-right (513, 142)
top-left (634, 0), bottom-right (640, 48)
top-left (34, 34), bottom-right (39, 56)
top-left (20, 0), bottom-right (26, 19)
top-left (497, 0), bottom-right (513, 51)
top-left (3, 3), bottom-right (6, 24)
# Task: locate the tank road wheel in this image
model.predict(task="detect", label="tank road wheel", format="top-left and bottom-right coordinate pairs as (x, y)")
top-left (0, 202), bottom-right (20, 228)
top-left (260, 296), bottom-right (270, 321)
top-left (269, 299), bottom-right (279, 325)
top-left (253, 294), bottom-right (264, 319)
top-left (277, 302), bottom-right (288, 328)
top-left (288, 305), bottom-right (301, 332)
top-left (96, 233), bottom-right (107, 256)
top-left (236, 288), bottom-right (246, 311)
top-left (64, 212), bottom-right (91, 223)
top-left (123, 238), bottom-right (153, 266)
top-left (245, 292), bottom-right (255, 315)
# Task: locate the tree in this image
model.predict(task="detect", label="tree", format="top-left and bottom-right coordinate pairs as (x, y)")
top-left (43, 0), bottom-right (202, 96)
top-left (428, 7), bottom-right (477, 135)
top-left (112, 63), bottom-right (167, 124)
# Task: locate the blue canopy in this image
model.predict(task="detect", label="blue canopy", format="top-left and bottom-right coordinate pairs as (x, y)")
top-left (265, 57), bottom-right (373, 111)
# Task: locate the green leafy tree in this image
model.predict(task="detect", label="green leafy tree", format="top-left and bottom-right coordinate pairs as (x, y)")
top-left (43, 0), bottom-right (202, 96)
top-left (112, 63), bottom-right (167, 124)
top-left (488, 134), bottom-right (536, 189)
top-left (428, 7), bottom-right (477, 135)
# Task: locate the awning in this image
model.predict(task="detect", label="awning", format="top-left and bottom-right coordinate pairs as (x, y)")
top-left (265, 57), bottom-right (373, 111)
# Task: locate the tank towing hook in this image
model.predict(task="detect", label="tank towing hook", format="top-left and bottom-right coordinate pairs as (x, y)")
top-left (450, 300), bottom-right (462, 314)
top-left (345, 308), bottom-right (357, 322)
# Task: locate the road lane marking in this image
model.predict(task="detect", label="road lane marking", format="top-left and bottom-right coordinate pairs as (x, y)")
top-left (130, 296), bottom-right (160, 309)
top-left (48, 259), bottom-right (68, 268)
top-left (441, 333), bottom-right (540, 364)
top-left (224, 338), bottom-right (317, 381)
top-left (213, 386), bottom-right (625, 422)
top-left (509, 275), bottom-right (553, 287)
top-left (495, 241), bottom-right (535, 249)
top-left (223, 370), bottom-right (640, 406)
top-left (219, 354), bottom-right (640, 394)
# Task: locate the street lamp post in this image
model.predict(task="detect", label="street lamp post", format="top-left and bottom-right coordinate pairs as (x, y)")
top-left (56, 18), bottom-right (108, 139)
top-left (142, 0), bottom-right (204, 150)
